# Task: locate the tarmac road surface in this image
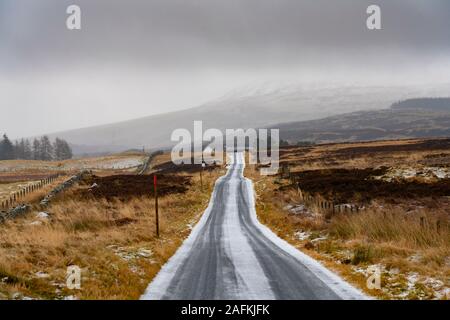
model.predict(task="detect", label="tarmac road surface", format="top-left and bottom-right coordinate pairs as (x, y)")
top-left (142, 153), bottom-right (366, 300)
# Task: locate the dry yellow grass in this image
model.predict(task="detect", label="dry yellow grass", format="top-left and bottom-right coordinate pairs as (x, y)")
top-left (0, 168), bottom-right (221, 300)
top-left (330, 209), bottom-right (448, 250)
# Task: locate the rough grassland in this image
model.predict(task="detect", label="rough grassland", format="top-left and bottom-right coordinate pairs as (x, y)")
top-left (0, 156), bottom-right (223, 299)
top-left (247, 139), bottom-right (449, 300)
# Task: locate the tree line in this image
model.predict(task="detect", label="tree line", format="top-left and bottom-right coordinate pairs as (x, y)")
top-left (0, 134), bottom-right (73, 161)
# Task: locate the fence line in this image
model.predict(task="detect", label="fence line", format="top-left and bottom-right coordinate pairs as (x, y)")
top-left (285, 166), bottom-right (362, 219)
top-left (290, 174), bottom-right (444, 232)
top-left (137, 150), bottom-right (164, 175)
top-left (296, 186), bottom-right (361, 219)
top-left (1, 173), bottom-right (61, 211)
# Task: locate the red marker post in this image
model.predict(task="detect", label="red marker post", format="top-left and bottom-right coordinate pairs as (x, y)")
top-left (154, 174), bottom-right (159, 238)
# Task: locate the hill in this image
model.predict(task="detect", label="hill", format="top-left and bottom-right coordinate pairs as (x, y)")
top-left (275, 101), bottom-right (450, 144)
top-left (392, 97), bottom-right (450, 111)
top-left (46, 84), bottom-right (450, 154)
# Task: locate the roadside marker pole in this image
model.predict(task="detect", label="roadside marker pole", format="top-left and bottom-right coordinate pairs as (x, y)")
top-left (200, 162), bottom-right (205, 191)
top-left (154, 174), bottom-right (159, 238)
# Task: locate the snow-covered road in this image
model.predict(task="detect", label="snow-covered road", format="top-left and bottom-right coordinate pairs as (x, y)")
top-left (142, 153), bottom-right (366, 300)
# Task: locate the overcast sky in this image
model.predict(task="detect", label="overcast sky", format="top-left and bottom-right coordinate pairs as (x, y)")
top-left (1, 0), bottom-right (450, 138)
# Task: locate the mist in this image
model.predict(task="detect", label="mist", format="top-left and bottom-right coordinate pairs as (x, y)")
top-left (1, 0), bottom-right (450, 138)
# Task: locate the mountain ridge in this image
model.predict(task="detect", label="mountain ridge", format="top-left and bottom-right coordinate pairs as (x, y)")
top-left (42, 84), bottom-right (450, 154)
top-left (274, 99), bottom-right (450, 144)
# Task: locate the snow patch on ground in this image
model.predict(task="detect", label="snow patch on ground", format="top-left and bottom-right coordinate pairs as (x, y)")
top-left (311, 236), bottom-right (329, 243)
top-left (28, 221), bottom-right (43, 226)
top-left (284, 204), bottom-right (315, 216)
top-left (63, 157), bottom-right (144, 170)
top-left (351, 264), bottom-right (449, 299)
top-left (137, 249), bottom-right (153, 258)
top-left (108, 245), bottom-right (155, 262)
top-left (373, 167), bottom-right (450, 181)
top-left (0, 156), bottom-right (145, 172)
top-left (352, 264), bottom-right (384, 278)
top-left (294, 231), bottom-right (311, 241)
top-left (35, 271), bottom-right (50, 279)
top-left (36, 212), bottom-right (50, 219)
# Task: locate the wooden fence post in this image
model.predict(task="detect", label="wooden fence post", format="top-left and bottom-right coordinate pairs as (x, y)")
top-left (154, 174), bottom-right (159, 238)
top-left (200, 163), bottom-right (204, 191)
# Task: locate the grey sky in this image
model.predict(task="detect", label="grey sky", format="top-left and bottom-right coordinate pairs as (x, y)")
top-left (1, 0), bottom-right (450, 138)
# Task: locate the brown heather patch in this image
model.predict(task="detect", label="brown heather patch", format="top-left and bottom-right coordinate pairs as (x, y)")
top-left (280, 138), bottom-right (450, 172)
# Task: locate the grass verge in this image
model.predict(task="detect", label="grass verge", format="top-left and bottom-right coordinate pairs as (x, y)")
top-left (0, 169), bottom-right (222, 299)
top-left (247, 165), bottom-right (449, 300)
